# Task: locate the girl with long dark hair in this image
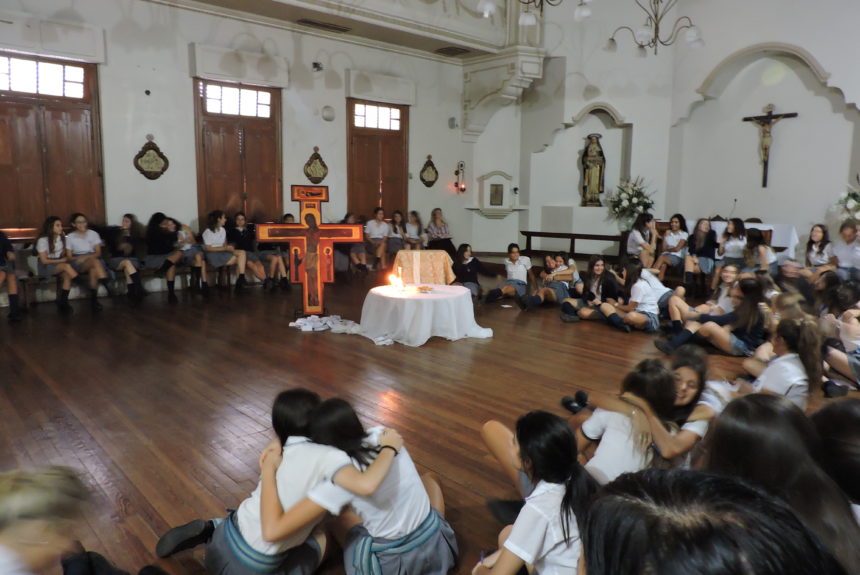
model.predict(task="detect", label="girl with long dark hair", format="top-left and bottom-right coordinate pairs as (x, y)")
top-left (654, 213), bottom-right (688, 281)
top-left (683, 217), bottom-right (718, 288)
top-left (144, 212), bottom-right (183, 303)
top-left (743, 228), bottom-right (778, 275)
top-left (227, 212), bottom-right (268, 287)
top-left (104, 213), bottom-right (145, 304)
top-left (598, 259), bottom-right (660, 333)
top-left (35, 216), bottom-right (78, 313)
top-left (560, 254), bottom-right (621, 323)
top-left (711, 217), bottom-right (746, 289)
top-left (453, 243), bottom-right (495, 298)
top-left (405, 210), bottom-right (423, 250)
top-left (625, 212), bottom-right (656, 267)
top-left (656, 276), bottom-right (769, 356)
top-left (804, 223), bottom-right (835, 279)
top-left (203, 209), bottom-right (249, 292)
top-left (66, 212), bottom-right (111, 311)
top-left (387, 210), bottom-right (406, 257)
top-left (704, 394), bottom-right (860, 573)
top-left (476, 411), bottom-right (598, 575)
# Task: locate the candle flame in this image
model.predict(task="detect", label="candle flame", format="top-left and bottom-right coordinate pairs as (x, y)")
top-left (388, 274), bottom-right (403, 288)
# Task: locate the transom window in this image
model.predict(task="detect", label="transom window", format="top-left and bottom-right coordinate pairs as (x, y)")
top-left (0, 55), bottom-right (85, 99)
top-left (354, 103), bottom-right (401, 130)
top-left (200, 80), bottom-right (271, 118)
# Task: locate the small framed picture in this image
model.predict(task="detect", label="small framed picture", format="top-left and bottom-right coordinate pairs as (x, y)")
top-left (489, 183), bottom-right (504, 206)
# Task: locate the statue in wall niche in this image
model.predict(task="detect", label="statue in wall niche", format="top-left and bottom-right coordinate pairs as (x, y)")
top-left (581, 133), bottom-right (605, 206)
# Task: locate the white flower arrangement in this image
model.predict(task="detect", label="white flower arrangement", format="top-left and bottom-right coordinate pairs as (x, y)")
top-left (607, 177), bottom-right (655, 221)
top-left (837, 175), bottom-right (860, 220)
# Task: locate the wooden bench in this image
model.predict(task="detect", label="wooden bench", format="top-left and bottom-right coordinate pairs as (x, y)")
top-left (519, 230), bottom-right (629, 265)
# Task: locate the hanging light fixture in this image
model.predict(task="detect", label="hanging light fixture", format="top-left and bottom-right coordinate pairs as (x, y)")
top-left (607, 0), bottom-right (703, 55)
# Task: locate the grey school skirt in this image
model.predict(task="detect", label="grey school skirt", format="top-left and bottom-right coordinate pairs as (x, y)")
top-left (179, 247), bottom-right (202, 266)
top-left (145, 253), bottom-right (172, 269)
top-left (342, 510), bottom-right (458, 575)
top-left (38, 260), bottom-right (65, 279)
top-left (205, 251), bottom-right (234, 268)
top-left (245, 251), bottom-right (262, 263)
top-left (107, 256), bottom-right (139, 270)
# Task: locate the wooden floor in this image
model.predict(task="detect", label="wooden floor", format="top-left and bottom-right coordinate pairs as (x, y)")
top-left (0, 277), bottom-right (749, 574)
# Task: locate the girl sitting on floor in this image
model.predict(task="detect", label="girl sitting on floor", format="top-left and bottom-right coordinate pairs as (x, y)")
top-left (477, 411), bottom-right (598, 575)
top-left (742, 291), bottom-right (809, 376)
top-left (667, 264), bottom-right (739, 327)
top-left (518, 254), bottom-right (576, 311)
top-left (485, 243), bottom-right (534, 304)
top-left (35, 216), bottom-right (78, 314)
top-left (575, 359), bottom-right (677, 485)
top-left (655, 276), bottom-right (769, 357)
top-left (560, 254), bottom-right (621, 323)
top-left (654, 213), bottom-right (688, 281)
top-left (599, 259), bottom-right (661, 333)
top-left (626, 213), bottom-right (657, 268)
top-left (453, 243), bottom-right (495, 298)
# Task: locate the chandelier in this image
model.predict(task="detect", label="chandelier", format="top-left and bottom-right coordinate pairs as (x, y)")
top-left (606, 0), bottom-right (703, 55)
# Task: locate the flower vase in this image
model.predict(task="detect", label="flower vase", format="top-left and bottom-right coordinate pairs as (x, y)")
top-left (616, 215), bottom-right (633, 232)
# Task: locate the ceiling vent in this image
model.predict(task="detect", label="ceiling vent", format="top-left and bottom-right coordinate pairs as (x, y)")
top-left (434, 46), bottom-right (471, 57)
top-left (296, 19), bottom-right (351, 34)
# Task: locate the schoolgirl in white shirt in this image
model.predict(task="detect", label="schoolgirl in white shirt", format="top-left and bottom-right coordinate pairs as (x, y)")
top-left (405, 211), bottom-right (424, 250)
top-left (156, 389), bottom-right (403, 575)
top-left (387, 210), bottom-right (406, 257)
top-left (654, 213), bottom-right (688, 281)
top-left (35, 216), bottom-right (78, 313)
top-left (712, 217), bottom-right (747, 289)
top-left (203, 210), bottom-right (249, 292)
top-left (365, 207), bottom-right (391, 270)
top-left (743, 228), bottom-right (778, 275)
top-left (67, 212), bottom-right (110, 310)
top-left (804, 223), bottom-right (836, 280)
top-left (485, 243), bottom-right (535, 303)
top-left (477, 411), bottom-right (598, 575)
top-left (626, 212), bottom-right (657, 267)
top-left (576, 359), bottom-right (677, 484)
top-left (518, 254), bottom-right (575, 311)
top-left (598, 259), bottom-right (661, 333)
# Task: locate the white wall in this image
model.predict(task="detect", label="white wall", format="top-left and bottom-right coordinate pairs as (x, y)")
top-left (674, 55), bottom-right (859, 258)
top-left (3, 0), bottom-right (470, 237)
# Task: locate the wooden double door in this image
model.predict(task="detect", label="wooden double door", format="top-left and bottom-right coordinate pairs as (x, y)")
top-left (195, 80), bottom-right (281, 225)
top-left (0, 98), bottom-right (103, 229)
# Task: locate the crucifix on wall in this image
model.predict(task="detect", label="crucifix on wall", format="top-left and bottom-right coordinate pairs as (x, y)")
top-left (742, 104), bottom-right (798, 188)
top-left (256, 186), bottom-right (362, 316)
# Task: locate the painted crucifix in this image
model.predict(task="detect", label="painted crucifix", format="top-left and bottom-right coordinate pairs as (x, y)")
top-left (742, 104), bottom-right (798, 188)
top-left (256, 185), bottom-right (362, 315)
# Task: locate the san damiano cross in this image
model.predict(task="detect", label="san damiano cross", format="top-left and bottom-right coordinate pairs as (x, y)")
top-left (256, 186), bottom-right (362, 316)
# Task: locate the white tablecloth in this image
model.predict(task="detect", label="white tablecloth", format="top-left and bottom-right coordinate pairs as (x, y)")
top-left (359, 284), bottom-right (493, 347)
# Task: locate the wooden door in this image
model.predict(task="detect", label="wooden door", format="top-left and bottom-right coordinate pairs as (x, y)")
top-left (0, 102), bottom-right (45, 228)
top-left (242, 119), bottom-right (280, 222)
top-left (195, 79), bottom-right (281, 225)
top-left (42, 105), bottom-right (103, 223)
top-left (347, 99), bottom-right (408, 218)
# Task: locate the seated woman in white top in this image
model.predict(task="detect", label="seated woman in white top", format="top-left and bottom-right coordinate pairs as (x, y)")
top-left (654, 213), bottom-right (688, 281)
top-left (804, 224), bottom-right (836, 281)
top-left (576, 359), bottom-right (677, 485)
top-left (626, 212), bottom-right (657, 267)
top-left (405, 211), bottom-right (424, 250)
top-left (832, 220), bottom-right (860, 282)
top-left (35, 216), bottom-right (78, 314)
top-left (599, 259), bottom-right (661, 333)
top-left (476, 411), bottom-right (598, 575)
top-left (743, 228), bottom-right (778, 275)
top-left (365, 207), bottom-right (391, 270)
top-left (202, 209), bottom-right (249, 292)
top-left (66, 212), bottom-right (110, 310)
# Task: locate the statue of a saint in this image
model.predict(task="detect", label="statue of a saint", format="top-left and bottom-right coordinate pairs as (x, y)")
top-left (581, 133), bottom-right (605, 207)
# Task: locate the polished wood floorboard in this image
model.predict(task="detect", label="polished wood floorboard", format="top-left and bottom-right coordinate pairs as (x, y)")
top-left (0, 278), bottom-right (752, 574)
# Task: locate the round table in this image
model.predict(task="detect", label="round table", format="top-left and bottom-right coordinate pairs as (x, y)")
top-left (359, 284), bottom-right (493, 347)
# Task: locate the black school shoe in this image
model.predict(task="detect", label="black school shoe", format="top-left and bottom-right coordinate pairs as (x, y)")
top-left (561, 390), bottom-right (590, 415)
top-left (823, 380), bottom-right (850, 398)
top-left (155, 518), bottom-right (214, 558)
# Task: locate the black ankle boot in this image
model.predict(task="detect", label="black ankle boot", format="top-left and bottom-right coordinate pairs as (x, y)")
top-left (155, 519), bottom-right (215, 558)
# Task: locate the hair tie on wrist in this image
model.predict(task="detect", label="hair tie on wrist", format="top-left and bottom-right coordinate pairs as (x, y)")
top-left (380, 445), bottom-right (399, 456)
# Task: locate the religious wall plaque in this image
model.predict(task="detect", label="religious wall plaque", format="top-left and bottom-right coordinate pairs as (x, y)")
top-left (133, 135), bottom-right (169, 180)
top-left (303, 146), bottom-right (329, 184)
top-left (420, 155), bottom-right (439, 188)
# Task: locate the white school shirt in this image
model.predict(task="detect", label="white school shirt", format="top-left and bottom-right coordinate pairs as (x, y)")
top-left (722, 236), bottom-right (747, 259)
top-left (0, 546), bottom-right (30, 575)
top-left (504, 480), bottom-right (581, 575)
top-left (626, 229), bottom-right (647, 256)
top-left (177, 229), bottom-right (195, 251)
top-left (202, 227), bottom-right (227, 248)
top-left (712, 285), bottom-right (734, 314)
top-left (630, 278), bottom-right (660, 315)
top-left (832, 240), bottom-right (860, 269)
top-left (641, 269), bottom-right (673, 299)
top-left (661, 230), bottom-right (688, 257)
top-left (308, 427), bottom-right (431, 539)
top-left (66, 229), bottom-right (102, 255)
top-left (405, 222), bottom-right (422, 240)
top-left (697, 380), bottom-right (736, 417)
top-left (365, 219), bottom-right (391, 239)
top-left (754, 245), bottom-right (778, 266)
top-left (236, 436), bottom-right (351, 555)
top-left (807, 243), bottom-right (833, 267)
top-left (505, 256), bottom-right (532, 283)
top-left (753, 353), bottom-right (809, 410)
top-left (36, 236), bottom-right (66, 259)
top-left (581, 408), bottom-right (651, 485)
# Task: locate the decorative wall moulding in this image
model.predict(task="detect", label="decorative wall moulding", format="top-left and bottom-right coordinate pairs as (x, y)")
top-left (190, 43), bottom-right (289, 88)
top-left (133, 135), bottom-right (169, 180)
top-left (462, 47), bottom-right (545, 143)
top-left (0, 10), bottom-right (106, 63)
top-left (420, 155), bottom-right (438, 188)
top-left (304, 146), bottom-right (329, 184)
top-left (346, 69), bottom-right (415, 106)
